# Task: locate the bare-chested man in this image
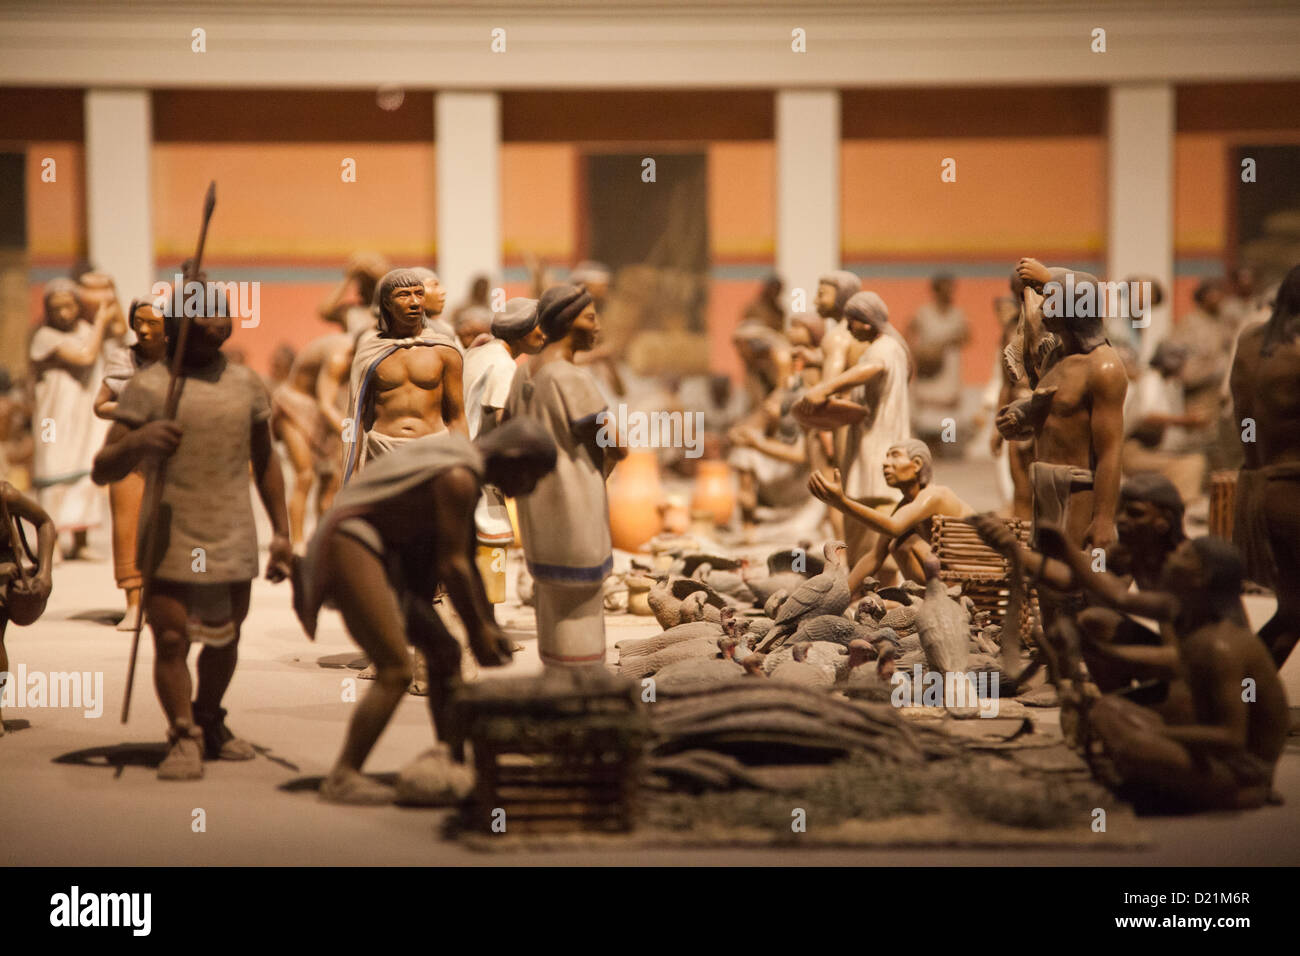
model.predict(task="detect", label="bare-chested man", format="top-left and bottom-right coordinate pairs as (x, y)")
top-left (810, 438), bottom-right (973, 592)
top-left (272, 329), bottom-right (353, 545)
top-left (1229, 262), bottom-right (1300, 667)
top-left (995, 259), bottom-right (1127, 554)
top-left (1040, 529), bottom-right (1287, 813)
top-left (343, 268), bottom-right (466, 483)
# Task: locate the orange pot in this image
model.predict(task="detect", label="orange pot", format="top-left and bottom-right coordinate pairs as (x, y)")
top-left (607, 451), bottom-right (663, 552)
top-left (691, 459), bottom-right (735, 527)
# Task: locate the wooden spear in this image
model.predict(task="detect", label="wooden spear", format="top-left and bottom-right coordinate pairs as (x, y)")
top-left (121, 181), bottom-right (216, 723)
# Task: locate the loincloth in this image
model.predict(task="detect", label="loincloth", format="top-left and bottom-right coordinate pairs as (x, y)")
top-left (272, 384), bottom-right (330, 456)
top-left (363, 429), bottom-right (414, 465)
top-left (1028, 460), bottom-right (1094, 548)
top-left (1232, 462), bottom-right (1300, 590)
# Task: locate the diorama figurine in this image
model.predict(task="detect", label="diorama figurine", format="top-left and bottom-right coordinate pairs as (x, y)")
top-left (344, 268), bottom-right (467, 482)
top-left (797, 291), bottom-right (912, 568)
top-left (810, 439), bottom-right (973, 591)
top-left (29, 279), bottom-right (116, 559)
top-left (318, 252), bottom-right (389, 337)
top-left (996, 260), bottom-right (1127, 554)
top-left (971, 473), bottom-right (1194, 716)
top-left (0, 480), bottom-right (57, 736)
top-left (1038, 527), bottom-right (1288, 813)
top-left (94, 298), bottom-right (168, 629)
top-left (1229, 262), bottom-right (1300, 666)
top-left (93, 292), bottom-right (293, 780)
top-left (293, 421), bottom-right (556, 804)
top-left (504, 284), bottom-right (627, 669)
top-left (271, 322), bottom-right (353, 545)
top-left (462, 298), bottom-right (545, 586)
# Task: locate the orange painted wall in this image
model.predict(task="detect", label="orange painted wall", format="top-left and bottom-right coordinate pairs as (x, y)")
top-left (501, 143), bottom-right (576, 262)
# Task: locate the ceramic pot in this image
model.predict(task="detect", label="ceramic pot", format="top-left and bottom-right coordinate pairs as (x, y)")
top-left (606, 450), bottom-right (663, 552)
top-left (690, 459), bottom-right (734, 527)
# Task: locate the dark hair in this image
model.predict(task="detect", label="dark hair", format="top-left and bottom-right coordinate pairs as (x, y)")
top-left (1120, 472), bottom-right (1186, 543)
top-left (537, 284), bottom-right (593, 342)
top-left (1193, 279), bottom-right (1221, 307)
top-left (373, 268), bottom-right (429, 334)
top-left (1190, 536), bottom-right (1243, 604)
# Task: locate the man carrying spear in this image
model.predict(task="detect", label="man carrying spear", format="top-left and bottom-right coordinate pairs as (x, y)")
top-left (93, 185), bottom-right (292, 780)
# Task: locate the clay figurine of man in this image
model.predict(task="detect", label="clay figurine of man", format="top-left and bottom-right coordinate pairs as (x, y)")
top-left (0, 481), bottom-right (56, 737)
top-left (1042, 529), bottom-right (1288, 813)
top-left (1229, 262), bottom-right (1300, 666)
top-left (93, 296), bottom-right (293, 780)
top-left (810, 438), bottom-right (973, 591)
top-left (996, 259), bottom-right (1126, 555)
top-left (504, 284), bottom-right (626, 670)
top-left (971, 473), bottom-right (1193, 718)
top-left (319, 252), bottom-right (390, 337)
top-left (463, 297), bottom-right (545, 599)
top-left (271, 325), bottom-right (354, 545)
top-left (94, 298), bottom-right (168, 629)
top-left (907, 273), bottom-right (969, 445)
top-left (798, 291), bottom-right (913, 568)
top-left (410, 267), bottom-right (457, 346)
top-left (343, 268), bottom-right (466, 483)
top-left (29, 279), bottom-right (116, 559)
top-left (293, 421), bottom-right (557, 804)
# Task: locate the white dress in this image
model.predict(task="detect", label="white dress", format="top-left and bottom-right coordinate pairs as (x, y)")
top-left (841, 333), bottom-right (911, 505)
top-left (29, 322), bottom-right (111, 532)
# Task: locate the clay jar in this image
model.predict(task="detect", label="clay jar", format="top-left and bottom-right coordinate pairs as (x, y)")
top-left (690, 459), bottom-right (734, 528)
top-left (606, 450), bottom-right (663, 552)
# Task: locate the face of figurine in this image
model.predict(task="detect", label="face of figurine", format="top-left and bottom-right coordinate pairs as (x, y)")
top-left (1159, 540), bottom-right (1203, 593)
top-left (815, 282), bottom-right (838, 319)
top-left (933, 279), bottom-right (954, 306)
top-left (581, 279), bottom-right (608, 304)
top-left (882, 446), bottom-right (920, 487)
top-left (386, 283), bottom-right (426, 335)
top-left (489, 454), bottom-right (553, 498)
top-left (184, 311), bottom-right (233, 366)
top-left (786, 323), bottom-right (812, 348)
top-left (515, 325), bottom-right (546, 355)
top-left (846, 313), bottom-right (879, 343)
top-left (569, 302), bottom-right (600, 352)
top-left (46, 290), bottom-right (81, 332)
top-left (1116, 498), bottom-right (1171, 551)
top-left (422, 276), bottom-right (446, 317)
top-left (131, 304), bottom-right (167, 360)
top-left (1197, 284), bottom-right (1224, 316)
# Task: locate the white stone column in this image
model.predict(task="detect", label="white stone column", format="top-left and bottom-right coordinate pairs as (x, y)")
top-left (435, 91), bottom-right (501, 306)
top-left (84, 89), bottom-right (153, 300)
top-left (776, 89), bottom-right (841, 310)
top-left (1107, 83), bottom-right (1175, 358)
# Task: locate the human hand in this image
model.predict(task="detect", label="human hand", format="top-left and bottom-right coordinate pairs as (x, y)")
top-left (1083, 517), bottom-right (1117, 554)
top-left (808, 468), bottom-right (845, 504)
top-left (471, 625), bottom-right (514, 668)
top-left (1016, 258), bottom-right (1052, 292)
top-left (132, 421), bottom-right (183, 459)
top-left (265, 534), bottom-right (294, 583)
top-left (968, 513), bottom-right (1019, 556)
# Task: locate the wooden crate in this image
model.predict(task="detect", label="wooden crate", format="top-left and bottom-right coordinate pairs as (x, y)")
top-left (932, 515), bottom-right (1039, 634)
top-left (446, 676), bottom-right (651, 835)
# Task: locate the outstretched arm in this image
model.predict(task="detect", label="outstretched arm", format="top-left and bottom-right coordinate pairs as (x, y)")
top-left (1039, 525), bottom-right (1177, 620)
top-left (804, 358), bottom-right (884, 404)
top-left (432, 468), bottom-right (512, 667)
top-left (809, 468), bottom-right (932, 539)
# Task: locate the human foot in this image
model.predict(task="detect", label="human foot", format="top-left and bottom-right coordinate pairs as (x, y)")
top-left (319, 768), bottom-right (395, 805)
top-left (193, 706), bottom-right (256, 760)
top-left (395, 745), bottom-right (475, 806)
top-left (157, 720), bottom-right (204, 780)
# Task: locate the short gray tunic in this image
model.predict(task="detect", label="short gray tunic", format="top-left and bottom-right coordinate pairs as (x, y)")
top-left (505, 358), bottom-right (612, 585)
top-left (115, 357), bottom-right (271, 584)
